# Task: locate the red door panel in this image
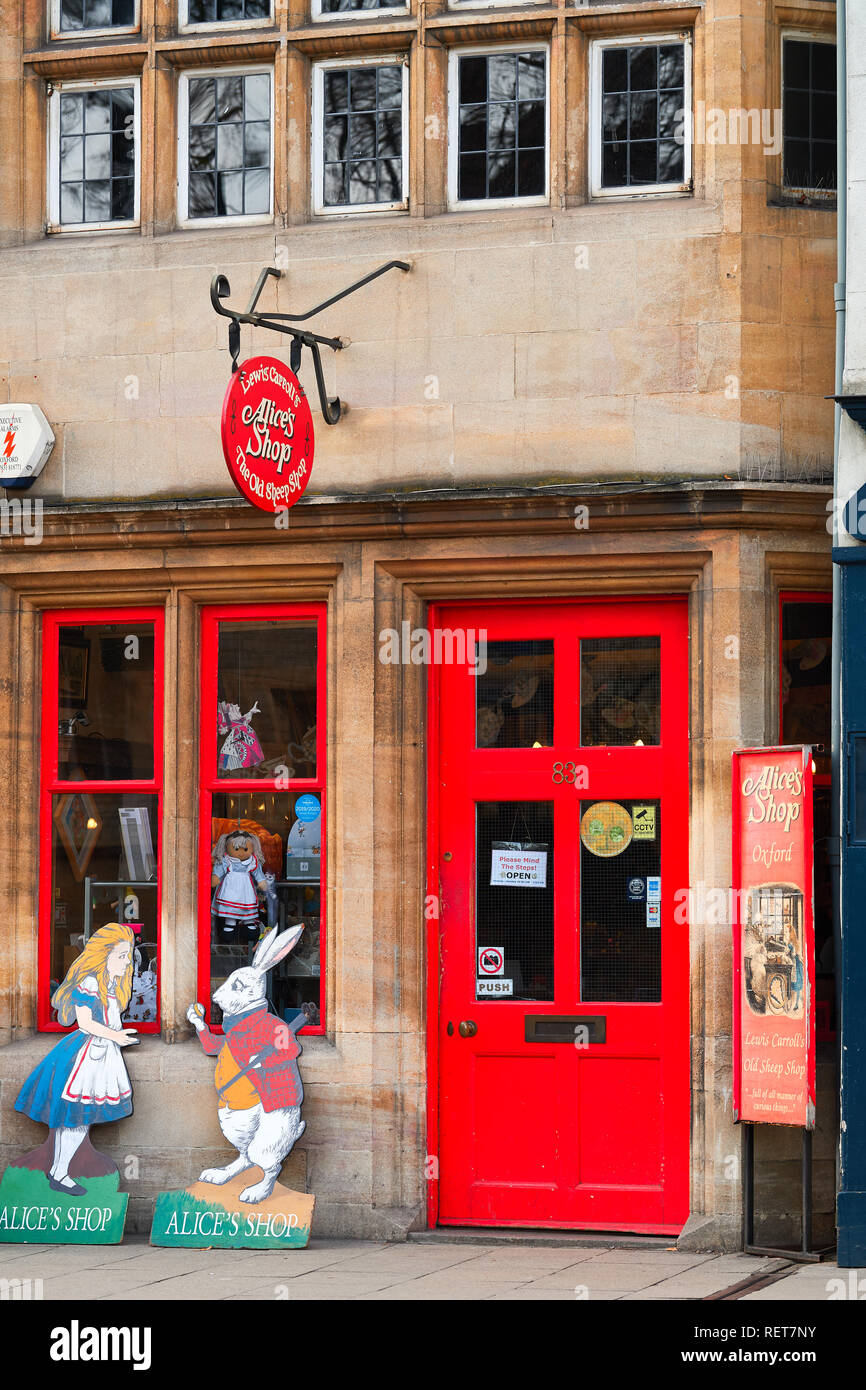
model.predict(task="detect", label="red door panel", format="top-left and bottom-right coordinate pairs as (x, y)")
top-left (429, 599), bottom-right (690, 1233)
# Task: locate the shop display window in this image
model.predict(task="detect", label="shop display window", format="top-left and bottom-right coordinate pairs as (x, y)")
top-left (40, 610), bottom-right (163, 1031)
top-left (199, 605), bottom-right (326, 1034)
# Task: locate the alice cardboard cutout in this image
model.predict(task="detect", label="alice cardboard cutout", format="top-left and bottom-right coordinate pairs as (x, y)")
top-left (0, 923), bottom-right (138, 1244)
top-left (151, 924), bottom-right (314, 1249)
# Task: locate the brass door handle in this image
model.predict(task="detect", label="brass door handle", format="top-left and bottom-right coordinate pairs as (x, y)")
top-left (458, 1020), bottom-right (477, 1038)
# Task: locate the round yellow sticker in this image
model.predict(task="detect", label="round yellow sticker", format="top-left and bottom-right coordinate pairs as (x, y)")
top-left (580, 802), bottom-right (634, 857)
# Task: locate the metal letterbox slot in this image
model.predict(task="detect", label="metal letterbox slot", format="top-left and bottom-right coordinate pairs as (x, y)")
top-left (524, 1015), bottom-right (606, 1044)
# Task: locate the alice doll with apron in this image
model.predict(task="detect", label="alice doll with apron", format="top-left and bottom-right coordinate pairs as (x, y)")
top-left (14, 922), bottom-right (139, 1195)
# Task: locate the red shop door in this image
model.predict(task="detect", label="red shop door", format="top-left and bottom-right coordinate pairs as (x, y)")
top-left (430, 599), bottom-right (690, 1233)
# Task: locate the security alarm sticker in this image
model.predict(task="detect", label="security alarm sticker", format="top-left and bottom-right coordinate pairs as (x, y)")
top-left (490, 842), bottom-right (548, 887)
top-left (477, 978), bottom-right (514, 997)
top-left (627, 877), bottom-right (646, 903)
top-left (478, 946), bottom-right (505, 977)
top-left (631, 805), bottom-right (657, 840)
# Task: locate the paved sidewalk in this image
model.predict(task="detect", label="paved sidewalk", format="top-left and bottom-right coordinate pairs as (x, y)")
top-left (0, 1235), bottom-right (852, 1300)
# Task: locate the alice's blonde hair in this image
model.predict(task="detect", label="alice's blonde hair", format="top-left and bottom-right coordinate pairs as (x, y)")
top-left (52, 922), bottom-right (135, 1026)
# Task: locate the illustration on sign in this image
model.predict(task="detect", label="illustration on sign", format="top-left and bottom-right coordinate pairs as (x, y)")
top-left (0, 923), bottom-right (138, 1244)
top-left (490, 841), bottom-right (548, 887)
top-left (631, 805), bottom-right (656, 840)
top-left (151, 924), bottom-right (314, 1248)
top-left (221, 356), bottom-right (314, 514)
top-left (580, 802), bottom-right (634, 857)
top-left (478, 946), bottom-right (504, 976)
top-left (627, 877), bottom-right (646, 902)
top-left (732, 748), bottom-right (815, 1129)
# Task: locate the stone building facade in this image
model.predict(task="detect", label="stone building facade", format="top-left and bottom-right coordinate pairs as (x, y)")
top-left (0, 0), bottom-right (839, 1243)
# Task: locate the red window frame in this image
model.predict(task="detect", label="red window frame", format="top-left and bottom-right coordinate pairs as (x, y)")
top-left (778, 589), bottom-right (831, 787)
top-left (39, 607), bottom-right (165, 1034)
top-left (197, 602), bottom-right (327, 1036)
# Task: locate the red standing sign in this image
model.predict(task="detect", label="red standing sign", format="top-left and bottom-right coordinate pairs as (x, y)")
top-left (220, 355), bottom-right (314, 513)
top-left (732, 747), bottom-right (815, 1128)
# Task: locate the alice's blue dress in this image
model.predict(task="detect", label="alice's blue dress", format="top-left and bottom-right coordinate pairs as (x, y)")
top-left (15, 978), bottom-right (133, 1130)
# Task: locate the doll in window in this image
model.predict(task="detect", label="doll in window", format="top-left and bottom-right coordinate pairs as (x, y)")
top-left (212, 828), bottom-right (270, 934)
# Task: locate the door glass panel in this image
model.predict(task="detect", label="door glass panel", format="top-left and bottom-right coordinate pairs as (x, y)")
top-left (476, 801), bottom-right (553, 1000)
top-left (58, 622), bottom-right (155, 779)
top-left (475, 640), bottom-right (553, 747)
top-left (580, 636), bottom-right (660, 746)
top-left (217, 620), bottom-right (317, 778)
top-left (580, 798), bottom-right (661, 1002)
top-left (209, 791), bottom-right (322, 1028)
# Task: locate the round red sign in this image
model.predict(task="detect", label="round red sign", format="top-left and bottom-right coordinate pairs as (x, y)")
top-left (220, 355), bottom-right (314, 513)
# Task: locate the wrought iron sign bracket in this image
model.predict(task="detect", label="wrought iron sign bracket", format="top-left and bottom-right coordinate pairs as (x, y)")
top-left (210, 260), bottom-right (411, 425)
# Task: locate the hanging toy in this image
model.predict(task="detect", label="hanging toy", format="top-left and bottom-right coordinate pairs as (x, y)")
top-left (217, 700), bottom-right (264, 773)
top-left (211, 828), bottom-right (269, 934)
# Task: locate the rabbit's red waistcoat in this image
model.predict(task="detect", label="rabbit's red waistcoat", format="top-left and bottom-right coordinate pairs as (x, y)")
top-left (198, 1007), bottom-right (302, 1111)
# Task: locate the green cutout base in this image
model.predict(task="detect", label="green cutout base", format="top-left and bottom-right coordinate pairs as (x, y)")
top-left (152, 1171), bottom-right (314, 1249)
top-left (0, 1166), bottom-right (128, 1244)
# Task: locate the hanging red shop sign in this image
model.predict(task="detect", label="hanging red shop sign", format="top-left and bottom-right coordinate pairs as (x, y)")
top-left (220, 356), bottom-right (314, 513)
top-left (732, 746), bottom-right (816, 1129)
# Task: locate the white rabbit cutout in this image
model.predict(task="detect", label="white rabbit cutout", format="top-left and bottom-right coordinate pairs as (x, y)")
top-left (187, 924), bottom-right (308, 1204)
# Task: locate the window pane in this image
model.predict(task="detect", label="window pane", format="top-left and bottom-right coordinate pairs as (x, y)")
top-left (580, 800), bottom-right (661, 1003)
top-left (49, 793), bottom-right (159, 1024)
top-left (477, 802), bottom-right (553, 1002)
top-left (189, 73), bottom-right (271, 218)
top-left (476, 640), bottom-right (553, 749)
top-left (457, 52), bottom-right (546, 202)
top-left (517, 148), bottom-right (544, 197)
top-left (190, 1), bottom-right (255, 19)
top-left (84, 91), bottom-right (111, 133)
top-left (208, 792), bottom-right (321, 1028)
top-left (319, 0), bottom-right (403, 10)
top-left (349, 159), bottom-right (378, 203)
top-left (600, 42), bottom-right (687, 189)
top-left (216, 620), bottom-right (318, 778)
top-left (782, 40), bottom-right (837, 191)
top-left (60, 94), bottom-right (83, 134)
top-left (189, 78), bottom-right (216, 126)
top-left (60, 0), bottom-right (136, 28)
top-left (459, 55), bottom-right (487, 105)
top-left (580, 637), bottom-right (660, 747)
top-left (58, 85), bottom-right (136, 226)
top-left (60, 183), bottom-right (83, 223)
top-left (781, 600), bottom-right (831, 777)
top-left (58, 623), bottom-right (155, 780)
top-left (320, 65), bottom-right (403, 208)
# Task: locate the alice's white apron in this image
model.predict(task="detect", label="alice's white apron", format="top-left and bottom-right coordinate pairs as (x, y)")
top-left (61, 994), bottom-right (131, 1107)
